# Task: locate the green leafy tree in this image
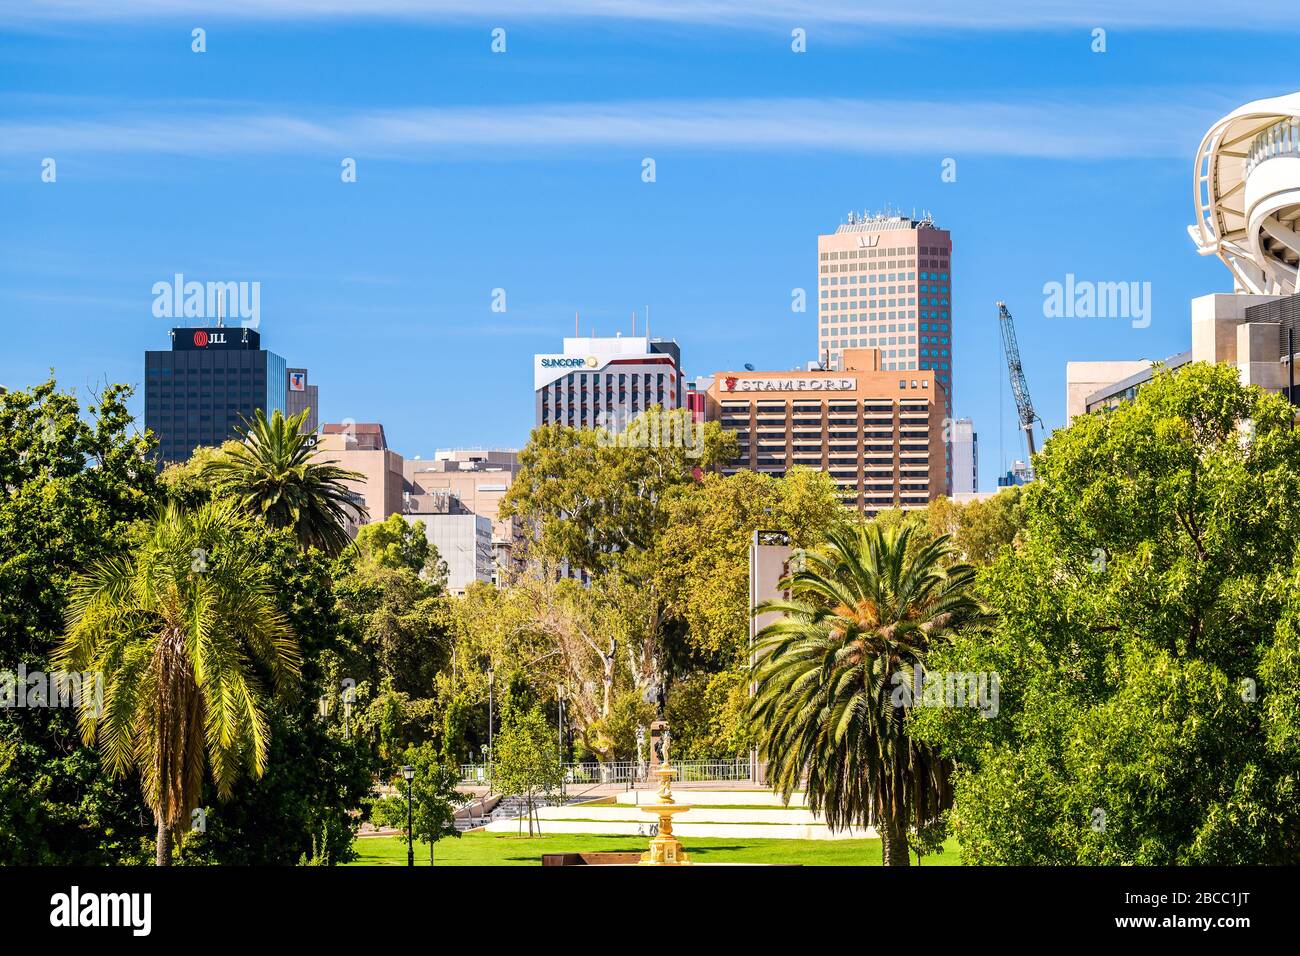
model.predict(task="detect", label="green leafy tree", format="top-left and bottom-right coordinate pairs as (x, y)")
top-left (910, 363), bottom-right (1300, 864)
top-left (500, 408), bottom-right (737, 576)
top-left (492, 709), bottom-right (563, 836)
top-left (353, 513), bottom-right (445, 579)
top-left (654, 467), bottom-right (842, 670)
top-left (588, 689), bottom-right (656, 761)
top-left (57, 499), bottom-right (301, 865)
top-left (203, 408), bottom-right (365, 555)
top-left (371, 742), bottom-right (467, 864)
top-left (751, 523), bottom-right (985, 866)
top-left (176, 526), bottom-right (376, 866)
top-left (332, 514), bottom-right (452, 761)
top-left (0, 379), bottom-right (157, 864)
top-left (667, 669), bottom-right (754, 759)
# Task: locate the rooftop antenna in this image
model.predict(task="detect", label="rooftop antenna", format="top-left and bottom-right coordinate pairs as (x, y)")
top-left (216, 288), bottom-right (225, 328)
top-left (646, 304), bottom-right (651, 340)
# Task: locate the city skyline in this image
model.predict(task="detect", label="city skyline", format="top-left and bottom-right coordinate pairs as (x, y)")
top-left (5, 12), bottom-right (1300, 489)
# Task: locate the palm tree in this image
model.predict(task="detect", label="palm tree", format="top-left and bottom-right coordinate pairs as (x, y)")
top-left (750, 522), bottom-right (985, 866)
top-left (203, 408), bottom-right (366, 555)
top-left (56, 500), bottom-right (300, 865)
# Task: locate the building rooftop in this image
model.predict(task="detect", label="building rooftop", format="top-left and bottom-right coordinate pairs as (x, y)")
top-left (321, 422), bottom-right (388, 450)
top-left (833, 209), bottom-right (940, 233)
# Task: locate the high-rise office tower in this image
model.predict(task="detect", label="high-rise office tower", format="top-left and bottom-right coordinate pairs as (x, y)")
top-left (817, 211), bottom-right (953, 403)
top-left (145, 325), bottom-right (287, 465)
top-left (818, 211), bottom-right (953, 492)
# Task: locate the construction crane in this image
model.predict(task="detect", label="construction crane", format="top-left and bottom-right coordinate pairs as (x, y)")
top-left (996, 300), bottom-right (1043, 459)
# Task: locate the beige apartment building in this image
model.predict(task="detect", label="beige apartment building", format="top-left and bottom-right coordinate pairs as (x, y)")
top-left (317, 422), bottom-right (405, 533)
top-left (706, 348), bottom-right (949, 514)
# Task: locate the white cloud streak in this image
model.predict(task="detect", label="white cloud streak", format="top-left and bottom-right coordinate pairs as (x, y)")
top-left (2, 0), bottom-right (1295, 30)
top-left (0, 96), bottom-right (1223, 160)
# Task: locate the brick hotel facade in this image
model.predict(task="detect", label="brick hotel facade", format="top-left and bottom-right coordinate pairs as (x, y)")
top-left (706, 348), bottom-right (949, 514)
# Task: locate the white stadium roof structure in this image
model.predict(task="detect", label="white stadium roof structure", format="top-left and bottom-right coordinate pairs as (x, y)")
top-left (1190, 92), bottom-right (1300, 295)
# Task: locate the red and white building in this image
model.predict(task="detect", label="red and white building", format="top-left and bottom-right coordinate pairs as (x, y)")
top-left (534, 335), bottom-right (684, 429)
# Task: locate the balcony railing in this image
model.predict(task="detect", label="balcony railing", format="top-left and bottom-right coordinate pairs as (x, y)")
top-left (1245, 117), bottom-right (1300, 181)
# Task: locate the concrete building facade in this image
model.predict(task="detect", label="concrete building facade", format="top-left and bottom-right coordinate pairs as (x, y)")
top-left (950, 417), bottom-right (978, 494)
top-left (1070, 95), bottom-right (1300, 420)
top-left (286, 367), bottom-right (319, 434)
top-left (403, 512), bottom-right (494, 595)
top-left (706, 347), bottom-right (949, 515)
top-left (402, 449), bottom-right (522, 584)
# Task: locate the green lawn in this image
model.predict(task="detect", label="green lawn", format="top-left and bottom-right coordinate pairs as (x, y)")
top-left (348, 831), bottom-right (961, 866)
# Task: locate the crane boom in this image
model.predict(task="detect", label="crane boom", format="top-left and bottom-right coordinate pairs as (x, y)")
top-left (996, 300), bottom-right (1041, 459)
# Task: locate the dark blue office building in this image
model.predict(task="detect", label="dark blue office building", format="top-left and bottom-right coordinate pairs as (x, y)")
top-left (145, 326), bottom-right (287, 465)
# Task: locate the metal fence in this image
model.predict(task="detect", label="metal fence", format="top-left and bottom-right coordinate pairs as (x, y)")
top-left (458, 757), bottom-right (753, 787)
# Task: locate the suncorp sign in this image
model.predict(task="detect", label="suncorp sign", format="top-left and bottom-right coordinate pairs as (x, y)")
top-left (540, 356), bottom-right (598, 369)
top-left (535, 354), bottom-right (603, 390)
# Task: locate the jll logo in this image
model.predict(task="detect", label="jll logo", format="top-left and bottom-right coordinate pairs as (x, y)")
top-left (192, 330), bottom-right (226, 347)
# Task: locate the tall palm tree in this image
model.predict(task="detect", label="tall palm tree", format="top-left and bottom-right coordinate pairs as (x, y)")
top-left (56, 500), bottom-right (300, 865)
top-left (750, 522), bottom-right (985, 866)
top-left (203, 408), bottom-right (366, 555)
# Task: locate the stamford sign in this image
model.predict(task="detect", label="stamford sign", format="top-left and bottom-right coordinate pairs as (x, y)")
top-left (723, 376), bottom-right (856, 392)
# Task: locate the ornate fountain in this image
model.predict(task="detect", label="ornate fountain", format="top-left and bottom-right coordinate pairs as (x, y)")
top-left (639, 728), bottom-right (692, 865)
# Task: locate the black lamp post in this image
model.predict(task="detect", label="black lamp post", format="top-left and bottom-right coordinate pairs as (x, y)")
top-left (402, 764), bottom-right (415, 867)
top-left (635, 724), bottom-right (647, 784)
top-left (487, 666), bottom-right (495, 792)
top-left (556, 683), bottom-right (567, 801)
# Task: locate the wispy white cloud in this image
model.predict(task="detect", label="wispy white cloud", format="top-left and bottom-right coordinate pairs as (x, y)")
top-left (0, 95), bottom-right (1228, 160)
top-left (2, 0), bottom-right (1293, 30)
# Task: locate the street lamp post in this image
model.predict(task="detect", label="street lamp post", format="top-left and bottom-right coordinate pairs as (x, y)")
top-left (402, 764), bottom-right (415, 867)
top-left (556, 683), bottom-right (567, 802)
top-left (487, 666), bottom-right (495, 793)
top-left (635, 724), bottom-right (647, 786)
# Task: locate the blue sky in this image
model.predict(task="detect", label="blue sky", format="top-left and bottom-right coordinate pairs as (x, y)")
top-left (3, 2), bottom-right (1298, 488)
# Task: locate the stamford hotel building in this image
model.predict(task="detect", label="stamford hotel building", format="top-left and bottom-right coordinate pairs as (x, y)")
top-left (706, 349), bottom-right (949, 514)
top-left (702, 211), bottom-right (955, 513)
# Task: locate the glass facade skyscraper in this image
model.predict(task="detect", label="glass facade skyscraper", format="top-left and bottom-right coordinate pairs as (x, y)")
top-left (144, 326), bottom-right (287, 465)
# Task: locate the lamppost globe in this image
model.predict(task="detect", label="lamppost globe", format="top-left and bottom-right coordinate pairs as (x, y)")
top-left (402, 765), bottom-right (415, 782)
